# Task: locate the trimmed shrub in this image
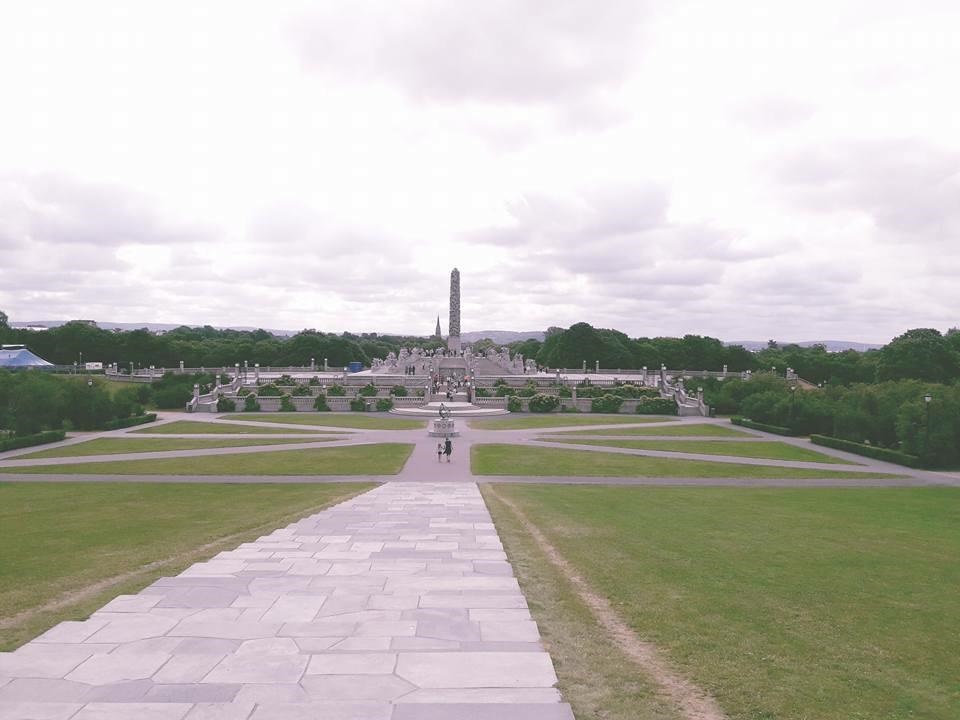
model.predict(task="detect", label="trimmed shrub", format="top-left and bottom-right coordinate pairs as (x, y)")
top-left (257, 383), bottom-right (282, 397)
top-left (391, 385), bottom-right (408, 397)
top-left (376, 398), bottom-right (394, 412)
top-left (557, 386), bottom-right (572, 398)
top-left (291, 384), bottom-right (313, 396)
top-left (560, 404), bottom-right (581, 413)
top-left (313, 393), bottom-right (330, 411)
top-left (358, 383), bottom-right (378, 397)
top-left (216, 397), bottom-right (236, 412)
top-left (309, 376), bottom-right (320, 386)
top-left (279, 395), bottom-right (296, 412)
top-left (475, 387), bottom-right (491, 398)
top-left (810, 434), bottom-right (923, 467)
top-left (350, 398), bottom-right (368, 412)
top-left (0, 429), bottom-right (66, 452)
top-left (237, 387), bottom-right (251, 397)
top-left (276, 374), bottom-right (296, 386)
top-left (243, 395), bottom-right (261, 412)
top-left (327, 384), bottom-right (346, 396)
top-left (507, 396), bottom-right (522, 412)
top-left (637, 397), bottom-right (677, 415)
top-left (528, 394), bottom-right (560, 413)
top-left (731, 416), bottom-right (801, 436)
top-left (591, 394), bottom-right (623, 413)
top-left (102, 413), bottom-right (157, 430)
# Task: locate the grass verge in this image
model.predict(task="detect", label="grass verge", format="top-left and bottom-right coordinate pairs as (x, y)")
top-left (469, 414), bottom-right (675, 431)
top-left (0, 482), bottom-right (373, 650)
top-left (219, 413), bottom-right (426, 430)
top-left (15, 437), bottom-right (335, 459)
top-left (484, 484), bottom-right (960, 719)
top-left (471, 444), bottom-right (899, 480)
top-left (539, 438), bottom-right (855, 464)
top-left (134, 420), bottom-right (335, 434)
top-left (0, 444), bottom-right (414, 476)
top-left (480, 485), bottom-right (683, 720)
top-left (552, 423), bottom-right (754, 437)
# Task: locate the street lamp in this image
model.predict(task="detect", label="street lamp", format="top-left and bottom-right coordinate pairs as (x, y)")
top-left (924, 394), bottom-right (932, 449)
top-left (789, 385), bottom-right (797, 424)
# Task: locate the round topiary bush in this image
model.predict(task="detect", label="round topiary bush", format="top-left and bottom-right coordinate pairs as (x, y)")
top-left (279, 395), bottom-right (296, 412)
top-left (507, 396), bottom-right (522, 412)
top-left (376, 398), bottom-right (394, 412)
top-left (358, 383), bottom-right (378, 397)
top-left (243, 395), bottom-right (261, 412)
top-left (216, 397), bottom-right (236, 412)
top-left (349, 398), bottom-right (368, 412)
top-left (528, 394), bottom-right (560, 413)
top-left (327, 384), bottom-right (346, 396)
top-left (590, 394), bottom-right (623, 413)
top-left (391, 385), bottom-right (408, 397)
top-left (313, 393), bottom-right (330, 411)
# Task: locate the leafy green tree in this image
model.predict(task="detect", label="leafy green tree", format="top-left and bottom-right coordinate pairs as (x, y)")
top-left (876, 328), bottom-right (960, 382)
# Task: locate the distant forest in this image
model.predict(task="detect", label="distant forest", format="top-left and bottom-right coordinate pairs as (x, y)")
top-left (1, 312), bottom-right (958, 387)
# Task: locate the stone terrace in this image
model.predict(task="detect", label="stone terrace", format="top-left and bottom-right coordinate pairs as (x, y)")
top-left (0, 482), bottom-right (572, 719)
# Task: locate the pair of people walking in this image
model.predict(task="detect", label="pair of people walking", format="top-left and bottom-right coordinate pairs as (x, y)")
top-left (436, 437), bottom-right (453, 462)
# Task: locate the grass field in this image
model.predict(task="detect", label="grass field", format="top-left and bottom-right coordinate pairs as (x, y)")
top-left (219, 413), bottom-right (426, 430)
top-left (551, 423), bottom-right (753, 437)
top-left (134, 420), bottom-right (336, 434)
top-left (16, 437), bottom-right (333, 459)
top-left (471, 444), bottom-right (898, 479)
top-left (484, 484), bottom-right (960, 719)
top-left (539, 437), bottom-right (855, 464)
top-left (469, 414), bottom-right (676, 431)
top-left (0, 443), bottom-right (414, 476)
top-left (0, 482), bottom-right (373, 650)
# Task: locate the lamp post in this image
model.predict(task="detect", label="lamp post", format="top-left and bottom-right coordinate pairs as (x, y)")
top-left (789, 385), bottom-right (797, 425)
top-left (87, 377), bottom-right (94, 428)
top-left (924, 393), bottom-right (932, 451)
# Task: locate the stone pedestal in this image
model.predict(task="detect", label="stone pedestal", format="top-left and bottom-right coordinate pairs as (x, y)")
top-left (429, 418), bottom-right (459, 437)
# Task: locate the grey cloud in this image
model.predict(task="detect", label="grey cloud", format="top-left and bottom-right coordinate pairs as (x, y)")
top-left (774, 139), bottom-right (960, 241)
top-left (0, 173), bottom-right (213, 248)
top-left (291, 1), bottom-right (649, 111)
top-left (735, 96), bottom-right (815, 132)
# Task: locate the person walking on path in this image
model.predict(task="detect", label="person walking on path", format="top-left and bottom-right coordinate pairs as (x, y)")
top-left (436, 441), bottom-right (444, 463)
top-left (444, 437), bottom-right (453, 463)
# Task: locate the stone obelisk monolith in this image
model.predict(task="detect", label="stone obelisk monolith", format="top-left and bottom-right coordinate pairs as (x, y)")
top-left (447, 268), bottom-right (461, 352)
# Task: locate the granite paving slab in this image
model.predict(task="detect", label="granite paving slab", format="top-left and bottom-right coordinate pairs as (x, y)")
top-left (0, 482), bottom-right (573, 719)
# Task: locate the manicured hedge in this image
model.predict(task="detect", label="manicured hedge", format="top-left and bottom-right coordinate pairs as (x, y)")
top-left (350, 399), bottom-right (368, 412)
top-left (507, 396), bottom-right (522, 412)
top-left (279, 395), bottom-right (296, 412)
top-left (102, 413), bottom-right (157, 430)
top-left (313, 394), bottom-right (330, 411)
top-left (731, 416), bottom-right (801, 436)
top-left (636, 398), bottom-right (677, 415)
top-left (810, 434), bottom-right (923, 468)
top-left (0, 430), bottom-right (66, 452)
top-left (216, 397), bottom-right (237, 412)
top-left (376, 398), bottom-right (394, 412)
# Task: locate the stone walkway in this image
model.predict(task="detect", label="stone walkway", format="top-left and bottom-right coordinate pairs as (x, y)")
top-left (0, 482), bottom-right (573, 719)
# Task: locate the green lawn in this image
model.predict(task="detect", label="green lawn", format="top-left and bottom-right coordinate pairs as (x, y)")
top-left (0, 482), bottom-right (373, 650)
top-left (134, 420), bottom-right (335, 434)
top-left (471, 444), bottom-right (898, 480)
top-left (0, 443), bottom-right (414, 476)
top-left (485, 484), bottom-right (960, 719)
top-left (219, 413), bottom-right (426, 430)
top-left (552, 423), bottom-right (754, 437)
top-left (469, 414), bottom-right (676, 431)
top-left (16, 437), bottom-right (333, 459)
top-left (539, 438), bottom-right (855, 464)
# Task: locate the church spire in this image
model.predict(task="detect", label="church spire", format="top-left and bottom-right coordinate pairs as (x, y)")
top-left (434, 315), bottom-right (442, 338)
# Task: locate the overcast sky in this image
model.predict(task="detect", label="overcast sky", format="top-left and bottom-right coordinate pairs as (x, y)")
top-left (1, 1), bottom-right (958, 343)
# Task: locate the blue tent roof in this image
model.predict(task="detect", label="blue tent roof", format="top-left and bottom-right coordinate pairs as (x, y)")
top-left (0, 345), bottom-right (54, 367)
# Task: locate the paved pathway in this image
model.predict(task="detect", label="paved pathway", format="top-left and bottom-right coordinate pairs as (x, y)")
top-left (0, 482), bottom-right (573, 719)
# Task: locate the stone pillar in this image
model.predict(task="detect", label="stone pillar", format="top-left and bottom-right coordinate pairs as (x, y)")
top-left (255, 363), bottom-right (260, 382)
top-left (595, 360), bottom-right (600, 373)
top-left (447, 267), bottom-right (461, 352)
top-left (179, 360), bottom-right (185, 373)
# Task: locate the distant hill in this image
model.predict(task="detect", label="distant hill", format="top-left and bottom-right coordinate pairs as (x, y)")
top-left (12, 321), bottom-right (298, 336)
top-left (726, 340), bottom-right (882, 352)
top-left (461, 330), bottom-right (545, 344)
